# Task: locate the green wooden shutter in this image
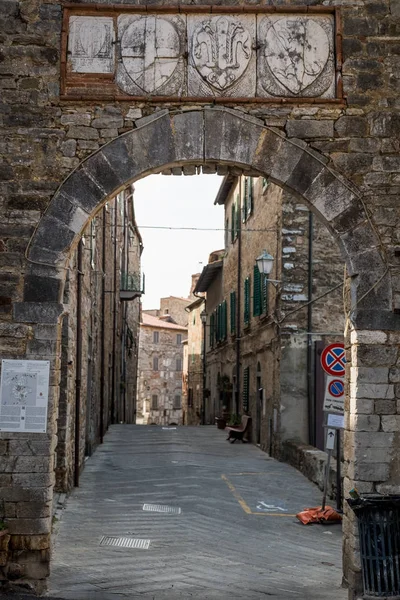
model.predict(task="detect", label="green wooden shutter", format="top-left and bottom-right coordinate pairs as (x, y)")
top-left (210, 313), bottom-right (214, 347)
top-left (231, 203), bottom-right (235, 243)
top-left (253, 265), bottom-right (261, 316)
top-left (235, 196), bottom-right (240, 238)
top-left (244, 276), bottom-right (250, 325)
top-left (223, 300), bottom-right (227, 340)
top-left (262, 274), bottom-right (269, 314)
top-left (243, 366), bottom-right (250, 413)
top-left (230, 291), bottom-right (236, 334)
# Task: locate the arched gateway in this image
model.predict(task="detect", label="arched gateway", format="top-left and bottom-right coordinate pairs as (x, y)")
top-left (3, 107), bottom-right (400, 597)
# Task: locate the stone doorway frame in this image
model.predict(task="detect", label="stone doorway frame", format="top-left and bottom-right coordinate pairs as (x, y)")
top-left (10, 107), bottom-right (396, 597)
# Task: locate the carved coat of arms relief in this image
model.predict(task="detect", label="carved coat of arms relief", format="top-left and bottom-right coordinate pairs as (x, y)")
top-left (65, 11), bottom-right (338, 100)
top-left (116, 14), bottom-right (186, 96)
top-left (188, 15), bottom-right (256, 97)
top-left (257, 15), bottom-right (335, 98)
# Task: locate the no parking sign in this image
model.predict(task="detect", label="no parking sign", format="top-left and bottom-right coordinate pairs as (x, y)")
top-left (323, 375), bottom-right (345, 414)
top-left (320, 343), bottom-right (346, 377)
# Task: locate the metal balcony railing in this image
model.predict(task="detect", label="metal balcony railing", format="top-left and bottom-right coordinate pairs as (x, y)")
top-left (120, 272), bottom-right (145, 301)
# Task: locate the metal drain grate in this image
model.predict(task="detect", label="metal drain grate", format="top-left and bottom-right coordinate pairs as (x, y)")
top-left (100, 536), bottom-right (150, 549)
top-left (143, 503), bottom-right (181, 514)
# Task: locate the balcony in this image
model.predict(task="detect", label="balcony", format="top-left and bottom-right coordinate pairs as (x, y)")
top-left (120, 272), bottom-right (145, 301)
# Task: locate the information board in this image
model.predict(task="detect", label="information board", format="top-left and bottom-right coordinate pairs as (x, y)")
top-left (0, 360), bottom-right (50, 433)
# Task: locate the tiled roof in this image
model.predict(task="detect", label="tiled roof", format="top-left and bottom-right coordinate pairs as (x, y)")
top-left (141, 313), bottom-right (188, 331)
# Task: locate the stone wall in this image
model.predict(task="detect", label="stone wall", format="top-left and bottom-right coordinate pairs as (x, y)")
top-left (183, 299), bottom-right (205, 426)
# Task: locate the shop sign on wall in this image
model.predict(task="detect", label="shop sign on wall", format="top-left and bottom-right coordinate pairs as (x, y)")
top-left (61, 6), bottom-right (342, 102)
top-left (0, 360), bottom-right (50, 433)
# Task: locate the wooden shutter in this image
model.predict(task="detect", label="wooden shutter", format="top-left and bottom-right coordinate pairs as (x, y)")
top-left (222, 300), bottom-right (227, 340)
top-left (262, 274), bottom-right (269, 314)
top-left (235, 196), bottom-right (240, 237)
top-left (244, 276), bottom-right (250, 325)
top-left (242, 366), bottom-right (250, 412)
top-left (253, 265), bottom-right (261, 316)
top-left (210, 313), bottom-right (214, 347)
top-left (230, 291), bottom-right (236, 334)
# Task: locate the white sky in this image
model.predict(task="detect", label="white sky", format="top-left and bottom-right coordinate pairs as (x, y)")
top-left (134, 174), bottom-right (224, 309)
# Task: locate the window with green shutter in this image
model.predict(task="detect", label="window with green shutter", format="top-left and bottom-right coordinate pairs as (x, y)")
top-left (244, 276), bottom-right (251, 325)
top-left (210, 313), bottom-right (215, 347)
top-left (235, 196), bottom-right (240, 236)
top-left (243, 366), bottom-right (250, 412)
top-left (230, 291), bottom-right (236, 334)
top-left (222, 299), bottom-right (227, 340)
top-left (253, 265), bottom-right (262, 317)
top-left (262, 274), bottom-right (269, 315)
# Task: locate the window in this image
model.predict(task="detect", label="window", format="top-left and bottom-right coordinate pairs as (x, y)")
top-left (176, 357), bottom-right (182, 371)
top-left (153, 331), bottom-right (159, 343)
top-left (191, 344), bottom-right (195, 364)
top-left (230, 291), bottom-right (236, 334)
top-left (176, 334), bottom-right (182, 345)
top-left (210, 313), bottom-right (215, 348)
top-left (253, 265), bottom-right (262, 317)
top-left (244, 276), bottom-right (251, 325)
top-left (225, 218), bottom-right (229, 248)
top-left (242, 178), bottom-right (253, 222)
top-left (188, 388), bottom-right (193, 408)
top-left (215, 302), bottom-right (227, 343)
top-left (173, 395), bottom-right (181, 409)
top-left (164, 308), bottom-right (169, 315)
top-left (151, 394), bottom-right (158, 410)
top-left (243, 366), bottom-right (250, 412)
top-left (231, 203), bottom-right (236, 243)
top-left (153, 356), bottom-right (159, 371)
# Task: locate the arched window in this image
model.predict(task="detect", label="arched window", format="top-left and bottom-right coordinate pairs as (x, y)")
top-left (153, 356), bottom-right (159, 371)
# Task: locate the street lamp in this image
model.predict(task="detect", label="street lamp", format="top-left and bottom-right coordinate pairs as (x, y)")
top-left (256, 249), bottom-right (280, 286)
top-left (200, 309), bottom-right (207, 426)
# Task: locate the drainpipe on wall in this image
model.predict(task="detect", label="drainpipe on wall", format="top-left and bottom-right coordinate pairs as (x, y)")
top-left (111, 203), bottom-right (118, 424)
top-left (307, 211), bottom-right (315, 446)
top-left (74, 240), bottom-right (83, 487)
top-left (100, 206), bottom-right (106, 443)
top-left (235, 178), bottom-right (242, 416)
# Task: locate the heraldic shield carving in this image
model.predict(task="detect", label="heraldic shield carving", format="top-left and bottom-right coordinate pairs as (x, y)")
top-left (64, 10), bottom-right (339, 100)
top-left (257, 15), bottom-right (335, 98)
top-left (116, 15), bottom-right (186, 96)
top-left (188, 15), bottom-right (256, 97)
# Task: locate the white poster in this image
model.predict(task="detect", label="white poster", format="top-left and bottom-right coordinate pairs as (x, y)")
top-left (0, 360), bottom-right (50, 433)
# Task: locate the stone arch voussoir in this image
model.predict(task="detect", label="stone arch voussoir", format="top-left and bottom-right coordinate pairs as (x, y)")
top-left (25, 107), bottom-right (391, 322)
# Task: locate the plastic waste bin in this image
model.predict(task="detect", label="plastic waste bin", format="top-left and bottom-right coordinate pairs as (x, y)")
top-left (347, 495), bottom-right (400, 598)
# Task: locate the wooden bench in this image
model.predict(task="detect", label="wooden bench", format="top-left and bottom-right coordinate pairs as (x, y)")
top-left (226, 416), bottom-right (251, 443)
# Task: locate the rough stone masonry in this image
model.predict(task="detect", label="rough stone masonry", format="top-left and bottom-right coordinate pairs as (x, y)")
top-left (1, 0), bottom-right (400, 598)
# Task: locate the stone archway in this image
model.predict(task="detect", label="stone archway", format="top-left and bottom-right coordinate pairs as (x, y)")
top-left (9, 107), bottom-right (398, 596)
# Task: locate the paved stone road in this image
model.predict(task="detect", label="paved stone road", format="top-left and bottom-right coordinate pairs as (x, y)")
top-left (48, 425), bottom-right (347, 600)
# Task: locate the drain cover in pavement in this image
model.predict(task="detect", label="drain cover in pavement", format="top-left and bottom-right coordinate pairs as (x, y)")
top-left (99, 536), bottom-right (150, 549)
top-left (143, 503), bottom-right (181, 514)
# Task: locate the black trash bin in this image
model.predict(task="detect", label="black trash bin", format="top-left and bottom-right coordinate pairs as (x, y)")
top-left (347, 495), bottom-right (400, 599)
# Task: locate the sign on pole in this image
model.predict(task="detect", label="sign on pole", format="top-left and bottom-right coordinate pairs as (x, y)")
top-left (0, 360), bottom-right (50, 433)
top-left (323, 375), bottom-right (345, 414)
top-left (327, 413), bottom-right (344, 429)
top-left (320, 343), bottom-right (346, 377)
top-left (326, 428), bottom-right (336, 450)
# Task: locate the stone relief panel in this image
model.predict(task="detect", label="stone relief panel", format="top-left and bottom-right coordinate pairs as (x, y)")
top-left (187, 15), bottom-right (256, 97)
top-left (116, 14), bottom-right (186, 96)
top-left (63, 10), bottom-right (339, 100)
top-left (68, 16), bottom-right (115, 74)
top-left (257, 15), bottom-right (335, 98)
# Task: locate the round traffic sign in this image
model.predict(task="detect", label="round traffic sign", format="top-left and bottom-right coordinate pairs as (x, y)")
top-left (328, 379), bottom-right (344, 398)
top-left (321, 343), bottom-right (346, 377)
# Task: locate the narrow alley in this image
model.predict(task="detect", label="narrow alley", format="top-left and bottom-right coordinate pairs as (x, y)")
top-left (48, 426), bottom-right (346, 600)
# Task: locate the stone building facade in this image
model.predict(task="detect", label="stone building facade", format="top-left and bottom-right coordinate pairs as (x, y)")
top-left (1, 0), bottom-right (400, 594)
top-left (195, 175), bottom-right (344, 453)
top-left (56, 185), bottom-right (142, 492)
top-left (183, 296), bottom-right (205, 426)
top-left (136, 313), bottom-right (187, 425)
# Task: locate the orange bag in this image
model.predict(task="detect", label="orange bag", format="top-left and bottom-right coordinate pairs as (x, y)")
top-left (296, 506), bottom-right (342, 525)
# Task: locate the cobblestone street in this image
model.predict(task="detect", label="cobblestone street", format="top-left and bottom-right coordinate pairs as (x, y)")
top-left (48, 425), bottom-right (346, 600)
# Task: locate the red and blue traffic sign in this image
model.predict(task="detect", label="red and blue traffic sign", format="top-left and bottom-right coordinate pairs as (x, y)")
top-left (321, 343), bottom-right (346, 377)
top-left (328, 378), bottom-right (345, 398)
